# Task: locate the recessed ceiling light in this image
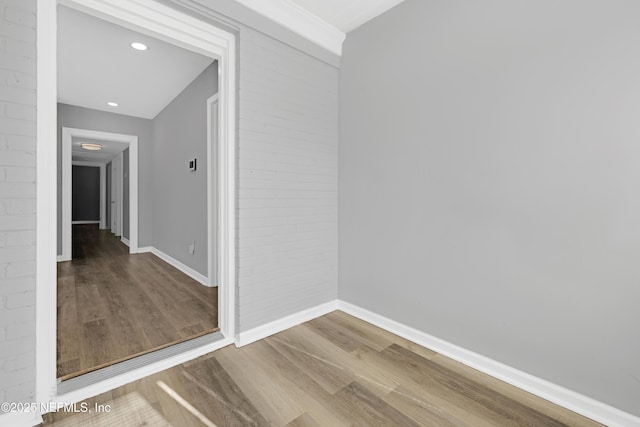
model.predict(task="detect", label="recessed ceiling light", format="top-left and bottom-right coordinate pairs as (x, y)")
top-left (107, 102), bottom-right (118, 107)
top-left (131, 42), bottom-right (148, 51)
top-left (81, 143), bottom-right (103, 151)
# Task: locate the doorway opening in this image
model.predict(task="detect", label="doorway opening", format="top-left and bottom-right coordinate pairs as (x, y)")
top-left (36, 0), bottom-right (237, 404)
top-left (60, 128), bottom-right (139, 262)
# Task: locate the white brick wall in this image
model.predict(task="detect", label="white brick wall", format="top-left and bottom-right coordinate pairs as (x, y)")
top-left (0, 0), bottom-right (37, 406)
top-left (1, 0), bottom-right (339, 409)
top-left (237, 27), bottom-right (339, 331)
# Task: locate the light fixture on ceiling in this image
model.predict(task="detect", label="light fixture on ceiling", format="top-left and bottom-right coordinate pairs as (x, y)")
top-left (131, 42), bottom-right (148, 51)
top-left (81, 143), bottom-right (103, 151)
top-left (107, 102), bottom-right (118, 107)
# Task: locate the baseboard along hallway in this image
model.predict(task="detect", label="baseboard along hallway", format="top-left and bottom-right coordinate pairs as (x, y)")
top-left (57, 224), bottom-right (218, 380)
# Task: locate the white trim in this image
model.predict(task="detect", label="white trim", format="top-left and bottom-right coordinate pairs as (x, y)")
top-left (60, 128), bottom-right (71, 261)
top-left (336, 301), bottom-right (640, 427)
top-left (236, 301), bottom-right (338, 347)
top-left (207, 93), bottom-right (219, 288)
top-left (37, 0), bottom-right (236, 415)
top-left (236, 299), bottom-right (640, 426)
top-left (0, 411), bottom-right (42, 427)
top-left (71, 220), bottom-right (100, 224)
top-left (61, 127), bottom-right (139, 259)
top-left (36, 0), bottom-right (58, 407)
top-left (120, 236), bottom-right (130, 247)
top-left (336, 0), bottom-right (406, 33)
top-left (110, 152), bottom-right (121, 236)
top-left (138, 246), bottom-right (210, 287)
top-left (116, 152), bottom-right (123, 236)
top-left (71, 160), bottom-right (109, 165)
top-left (55, 335), bottom-right (234, 405)
top-left (234, 0), bottom-right (345, 55)
top-left (109, 154), bottom-right (119, 235)
top-left (99, 164), bottom-right (106, 229)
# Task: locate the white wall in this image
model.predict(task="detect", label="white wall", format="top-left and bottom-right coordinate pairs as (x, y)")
top-left (339, 0), bottom-right (640, 417)
top-left (236, 27), bottom-right (339, 332)
top-left (0, 0), bottom-right (37, 406)
top-left (0, 0), bottom-right (339, 411)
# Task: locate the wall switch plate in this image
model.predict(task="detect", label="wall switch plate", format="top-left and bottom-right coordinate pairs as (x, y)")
top-left (189, 158), bottom-right (197, 171)
top-left (188, 241), bottom-right (195, 254)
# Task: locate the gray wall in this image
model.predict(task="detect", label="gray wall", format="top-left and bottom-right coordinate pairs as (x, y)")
top-left (152, 62), bottom-right (217, 276)
top-left (72, 165), bottom-right (100, 221)
top-left (57, 103), bottom-right (153, 253)
top-left (339, 0), bottom-right (640, 416)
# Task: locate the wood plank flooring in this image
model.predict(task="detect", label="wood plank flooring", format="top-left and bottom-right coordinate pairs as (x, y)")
top-left (57, 224), bottom-right (218, 380)
top-left (45, 310), bottom-right (602, 426)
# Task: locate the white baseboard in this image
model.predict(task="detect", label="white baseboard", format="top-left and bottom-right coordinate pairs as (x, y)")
top-left (336, 300), bottom-right (640, 427)
top-left (56, 255), bottom-right (66, 262)
top-left (236, 300), bottom-right (339, 347)
top-left (120, 237), bottom-right (130, 247)
top-left (0, 410), bottom-right (43, 427)
top-left (137, 246), bottom-right (210, 287)
top-left (55, 334), bottom-right (233, 407)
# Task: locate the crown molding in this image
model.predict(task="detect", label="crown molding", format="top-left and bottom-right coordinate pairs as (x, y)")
top-left (234, 0), bottom-right (345, 56)
top-left (337, 0), bottom-right (406, 33)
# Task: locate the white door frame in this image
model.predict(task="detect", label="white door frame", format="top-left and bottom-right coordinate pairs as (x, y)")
top-left (109, 156), bottom-right (119, 233)
top-left (61, 127), bottom-right (138, 260)
top-left (36, 0), bottom-right (237, 410)
top-left (71, 160), bottom-right (107, 229)
top-left (207, 93), bottom-right (219, 286)
top-left (109, 151), bottom-right (123, 237)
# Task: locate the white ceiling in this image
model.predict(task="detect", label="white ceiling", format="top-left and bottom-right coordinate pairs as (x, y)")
top-left (289, 0), bottom-right (406, 33)
top-left (57, 6), bottom-right (214, 120)
top-left (57, 1), bottom-right (405, 116)
top-left (233, 0), bottom-right (406, 55)
top-left (71, 137), bottom-right (128, 163)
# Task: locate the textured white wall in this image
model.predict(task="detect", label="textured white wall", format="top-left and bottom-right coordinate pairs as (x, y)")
top-left (0, 0), bottom-right (37, 406)
top-left (237, 27), bottom-right (339, 331)
top-left (0, 0), bottom-right (339, 412)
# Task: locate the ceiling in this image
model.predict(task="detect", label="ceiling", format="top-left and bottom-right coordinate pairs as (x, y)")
top-left (57, 1), bottom-right (404, 118)
top-left (233, 0), bottom-right (406, 55)
top-left (288, 0), bottom-right (406, 33)
top-left (72, 137), bottom-right (128, 163)
top-left (57, 6), bottom-right (214, 119)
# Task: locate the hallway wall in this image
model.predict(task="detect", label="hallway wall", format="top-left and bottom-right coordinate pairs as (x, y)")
top-left (57, 103), bottom-right (153, 252)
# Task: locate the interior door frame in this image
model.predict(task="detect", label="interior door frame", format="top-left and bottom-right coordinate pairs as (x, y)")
top-left (36, 0), bottom-right (237, 411)
top-left (110, 155), bottom-right (119, 233)
top-left (61, 127), bottom-right (138, 260)
top-left (207, 93), bottom-right (219, 286)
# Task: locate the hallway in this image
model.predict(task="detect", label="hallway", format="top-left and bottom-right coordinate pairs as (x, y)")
top-left (57, 224), bottom-right (218, 380)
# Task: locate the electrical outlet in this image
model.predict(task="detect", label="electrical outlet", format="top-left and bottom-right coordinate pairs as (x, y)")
top-left (188, 241), bottom-right (195, 255)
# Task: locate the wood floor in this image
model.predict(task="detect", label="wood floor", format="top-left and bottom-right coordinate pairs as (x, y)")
top-left (45, 310), bottom-right (601, 426)
top-left (57, 224), bottom-right (218, 380)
